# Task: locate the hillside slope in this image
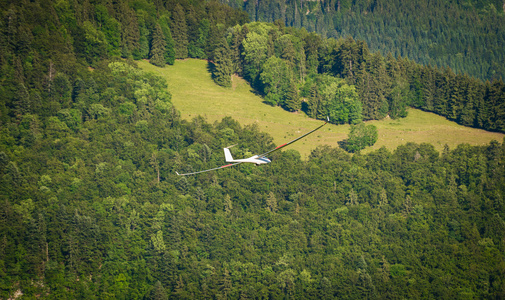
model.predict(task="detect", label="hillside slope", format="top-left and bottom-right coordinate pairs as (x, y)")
top-left (138, 59), bottom-right (504, 156)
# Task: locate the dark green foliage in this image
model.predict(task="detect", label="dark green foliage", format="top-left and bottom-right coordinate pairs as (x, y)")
top-left (283, 80), bottom-right (300, 112)
top-left (231, 0), bottom-right (505, 82)
top-left (149, 24), bottom-right (166, 67)
top-left (2, 73), bottom-right (505, 297)
top-left (212, 39), bottom-right (233, 87)
top-left (1, 0), bottom-right (505, 299)
top-left (170, 4), bottom-right (188, 59)
top-left (158, 15), bottom-right (176, 65)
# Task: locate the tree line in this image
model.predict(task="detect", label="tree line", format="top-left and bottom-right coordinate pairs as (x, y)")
top-left (212, 22), bottom-right (505, 133)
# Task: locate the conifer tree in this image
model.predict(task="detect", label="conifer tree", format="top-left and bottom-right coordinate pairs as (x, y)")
top-left (458, 77), bottom-right (479, 127)
top-left (158, 15), bottom-right (175, 65)
top-left (476, 81), bottom-right (492, 129)
top-left (421, 66), bottom-right (435, 111)
top-left (118, 2), bottom-right (140, 58)
top-left (212, 38), bottom-right (233, 87)
top-left (447, 73), bottom-right (462, 121)
top-left (150, 23), bottom-right (166, 67)
top-left (171, 4), bottom-right (188, 59)
top-left (284, 80), bottom-right (300, 112)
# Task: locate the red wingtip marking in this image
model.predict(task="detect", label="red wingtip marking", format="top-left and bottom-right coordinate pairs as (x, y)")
top-left (276, 143), bottom-right (287, 149)
top-left (221, 164), bottom-right (233, 168)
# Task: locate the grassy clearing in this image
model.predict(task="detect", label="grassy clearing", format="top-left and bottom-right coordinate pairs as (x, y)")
top-left (138, 59), bottom-right (504, 157)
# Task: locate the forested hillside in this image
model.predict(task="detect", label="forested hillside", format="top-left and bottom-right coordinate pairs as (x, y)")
top-left (1, 59), bottom-right (505, 297)
top-left (223, 0), bottom-right (505, 81)
top-left (1, 0), bottom-right (505, 298)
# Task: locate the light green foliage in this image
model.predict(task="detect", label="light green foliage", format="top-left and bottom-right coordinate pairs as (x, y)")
top-left (109, 61), bottom-right (143, 79)
top-left (46, 116), bottom-right (70, 137)
top-left (151, 230), bottom-right (166, 252)
top-left (96, 4), bottom-right (121, 57)
top-left (135, 120), bottom-right (148, 132)
top-left (242, 32), bottom-right (268, 82)
top-left (224, 194), bottom-right (233, 213)
top-left (266, 191), bottom-right (278, 213)
top-left (134, 82), bottom-right (156, 105)
top-left (13, 199), bottom-right (34, 222)
top-left (321, 76), bottom-right (362, 124)
top-left (82, 21), bottom-right (108, 63)
top-left (154, 99), bottom-right (171, 114)
top-left (88, 104), bottom-right (110, 119)
top-left (57, 109), bottom-right (81, 131)
top-left (260, 56), bottom-right (291, 106)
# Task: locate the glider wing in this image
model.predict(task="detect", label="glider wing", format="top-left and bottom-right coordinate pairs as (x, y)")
top-left (258, 119), bottom-right (328, 158)
top-left (176, 162), bottom-right (242, 176)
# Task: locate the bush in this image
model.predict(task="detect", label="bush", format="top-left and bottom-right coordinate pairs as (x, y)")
top-left (341, 123), bottom-right (378, 152)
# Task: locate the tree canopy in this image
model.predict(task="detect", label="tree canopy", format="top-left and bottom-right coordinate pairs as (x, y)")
top-left (0, 0), bottom-right (504, 298)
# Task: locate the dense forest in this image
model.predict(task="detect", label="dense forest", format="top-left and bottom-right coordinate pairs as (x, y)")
top-left (1, 0), bottom-right (505, 298)
top-left (222, 0), bottom-right (505, 81)
top-left (1, 58), bottom-right (505, 298)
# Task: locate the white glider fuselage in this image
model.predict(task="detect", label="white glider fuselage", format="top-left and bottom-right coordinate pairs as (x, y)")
top-left (224, 148), bottom-right (271, 165)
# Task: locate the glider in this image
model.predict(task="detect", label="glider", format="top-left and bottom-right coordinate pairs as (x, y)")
top-left (176, 118), bottom-right (329, 176)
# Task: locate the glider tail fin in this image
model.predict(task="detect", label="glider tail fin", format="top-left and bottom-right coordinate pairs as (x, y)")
top-left (224, 147), bottom-right (235, 162)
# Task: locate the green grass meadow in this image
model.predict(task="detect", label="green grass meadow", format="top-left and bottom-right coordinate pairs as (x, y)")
top-left (138, 59), bottom-right (504, 157)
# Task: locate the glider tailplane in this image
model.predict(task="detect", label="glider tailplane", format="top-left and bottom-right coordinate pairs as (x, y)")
top-left (224, 147), bottom-right (235, 162)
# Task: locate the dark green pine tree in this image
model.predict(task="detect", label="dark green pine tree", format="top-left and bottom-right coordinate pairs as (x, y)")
top-left (230, 26), bottom-right (246, 75)
top-left (446, 73), bottom-right (462, 121)
top-left (356, 61), bottom-right (373, 120)
top-left (304, 32), bottom-right (322, 75)
top-left (458, 76), bottom-right (479, 127)
top-left (489, 80), bottom-right (505, 132)
top-left (171, 4), bottom-right (188, 59)
top-left (212, 38), bottom-right (233, 87)
top-left (159, 15), bottom-right (176, 65)
top-left (476, 80), bottom-right (492, 129)
top-left (333, 36), bottom-right (358, 79)
top-left (118, 1), bottom-right (140, 58)
top-left (364, 53), bottom-right (389, 120)
top-left (150, 23), bottom-right (167, 67)
top-left (14, 83), bottom-right (30, 118)
top-left (306, 83), bottom-right (321, 119)
top-left (146, 281), bottom-right (168, 300)
top-left (433, 67), bottom-right (450, 116)
top-left (283, 80), bottom-right (300, 112)
top-left (421, 66), bottom-right (435, 111)
top-left (186, 6), bottom-right (201, 58)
